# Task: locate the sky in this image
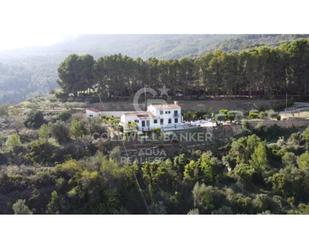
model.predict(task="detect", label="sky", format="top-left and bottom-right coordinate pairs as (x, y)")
top-left (0, 0), bottom-right (308, 51)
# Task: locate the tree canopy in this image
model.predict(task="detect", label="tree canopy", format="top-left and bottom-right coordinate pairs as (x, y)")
top-left (58, 39), bottom-right (309, 100)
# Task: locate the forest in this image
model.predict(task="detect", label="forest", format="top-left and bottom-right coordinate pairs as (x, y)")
top-left (0, 59), bottom-right (59, 104)
top-left (57, 39), bottom-right (309, 100)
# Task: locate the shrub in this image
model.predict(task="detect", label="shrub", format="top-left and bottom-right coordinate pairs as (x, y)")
top-left (227, 111), bottom-right (236, 121)
top-left (58, 111), bottom-right (72, 122)
top-left (192, 183), bottom-right (226, 214)
top-left (88, 119), bottom-right (107, 139)
top-left (282, 152), bottom-right (297, 167)
top-left (297, 203), bottom-right (309, 214)
top-left (248, 110), bottom-right (259, 119)
top-left (219, 109), bottom-right (229, 115)
top-left (51, 121), bottom-right (70, 144)
top-left (110, 146), bottom-right (122, 161)
top-left (258, 111), bottom-right (266, 119)
top-left (183, 111), bottom-right (197, 121)
top-left (271, 166), bottom-right (309, 201)
top-left (26, 141), bottom-right (58, 165)
top-left (215, 113), bottom-right (227, 122)
top-left (302, 125), bottom-right (309, 143)
top-left (253, 194), bottom-right (277, 213)
top-left (47, 191), bottom-right (61, 214)
top-left (227, 111), bottom-right (243, 122)
top-left (5, 133), bottom-right (22, 152)
top-left (241, 120), bottom-right (250, 130)
top-left (298, 152), bottom-right (309, 170)
top-left (233, 163), bottom-right (256, 185)
top-left (24, 111), bottom-right (46, 129)
top-left (12, 199), bottom-right (32, 214)
top-left (70, 118), bottom-right (87, 138)
top-left (38, 124), bottom-right (50, 142)
top-left (55, 90), bottom-right (68, 101)
top-left (55, 159), bottom-right (83, 175)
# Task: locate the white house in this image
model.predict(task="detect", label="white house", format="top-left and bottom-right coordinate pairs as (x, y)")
top-left (85, 108), bottom-right (104, 118)
top-left (120, 101), bottom-right (184, 132)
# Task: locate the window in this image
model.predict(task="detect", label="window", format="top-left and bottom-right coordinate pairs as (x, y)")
top-left (165, 111), bottom-right (171, 114)
top-left (175, 118), bottom-right (178, 123)
top-left (160, 110), bottom-right (163, 115)
top-left (154, 119), bottom-right (158, 124)
top-left (134, 120), bottom-right (139, 123)
top-left (174, 110), bottom-right (178, 116)
top-left (168, 118), bottom-right (172, 124)
top-left (160, 119), bottom-right (164, 125)
top-left (141, 121), bottom-right (145, 127)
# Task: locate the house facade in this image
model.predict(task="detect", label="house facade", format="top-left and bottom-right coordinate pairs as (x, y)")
top-left (120, 101), bottom-right (183, 132)
top-left (86, 108), bottom-right (104, 118)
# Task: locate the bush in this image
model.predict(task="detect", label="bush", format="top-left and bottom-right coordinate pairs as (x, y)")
top-left (5, 133), bottom-right (22, 152)
top-left (219, 109), bottom-right (229, 115)
top-left (302, 125), bottom-right (309, 143)
top-left (88, 119), bottom-right (107, 139)
top-left (192, 183), bottom-right (226, 214)
top-left (24, 111), bottom-right (46, 129)
top-left (55, 91), bottom-right (68, 101)
top-left (271, 166), bottom-right (309, 201)
top-left (183, 111), bottom-right (197, 121)
top-left (51, 121), bottom-right (70, 144)
top-left (241, 120), bottom-right (250, 130)
top-left (297, 203), bottom-right (309, 214)
top-left (233, 163), bottom-right (256, 185)
top-left (227, 111), bottom-right (243, 122)
top-left (58, 111), bottom-right (72, 122)
top-left (110, 146), bottom-right (122, 161)
top-left (298, 152), bottom-right (309, 170)
top-left (227, 111), bottom-right (236, 121)
top-left (12, 199), bottom-right (32, 214)
top-left (282, 152), bottom-right (297, 167)
top-left (26, 141), bottom-right (58, 165)
top-left (215, 113), bottom-right (227, 122)
top-left (248, 110), bottom-right (259, 119)
top-left (253, 194), bottom-right (279, 213)
top-left (38, 124), bottom-right (50, 142)
top-left (258, 111), bottom-right (266, 119)
top-left (70, 118), bottom-right (87, 138)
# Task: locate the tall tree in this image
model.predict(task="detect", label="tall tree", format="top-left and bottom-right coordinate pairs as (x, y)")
top-left (58, 54), bottom-right (95, 96)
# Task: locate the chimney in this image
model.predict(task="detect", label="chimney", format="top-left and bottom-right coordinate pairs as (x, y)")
top-left (174, 101), bottom-right (178, 105)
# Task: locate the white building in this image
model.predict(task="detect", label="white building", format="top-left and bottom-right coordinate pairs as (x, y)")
top-left (85, 108), bottom-right (104, 118)
top-left (120, 101), bottom-right (183, 132)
